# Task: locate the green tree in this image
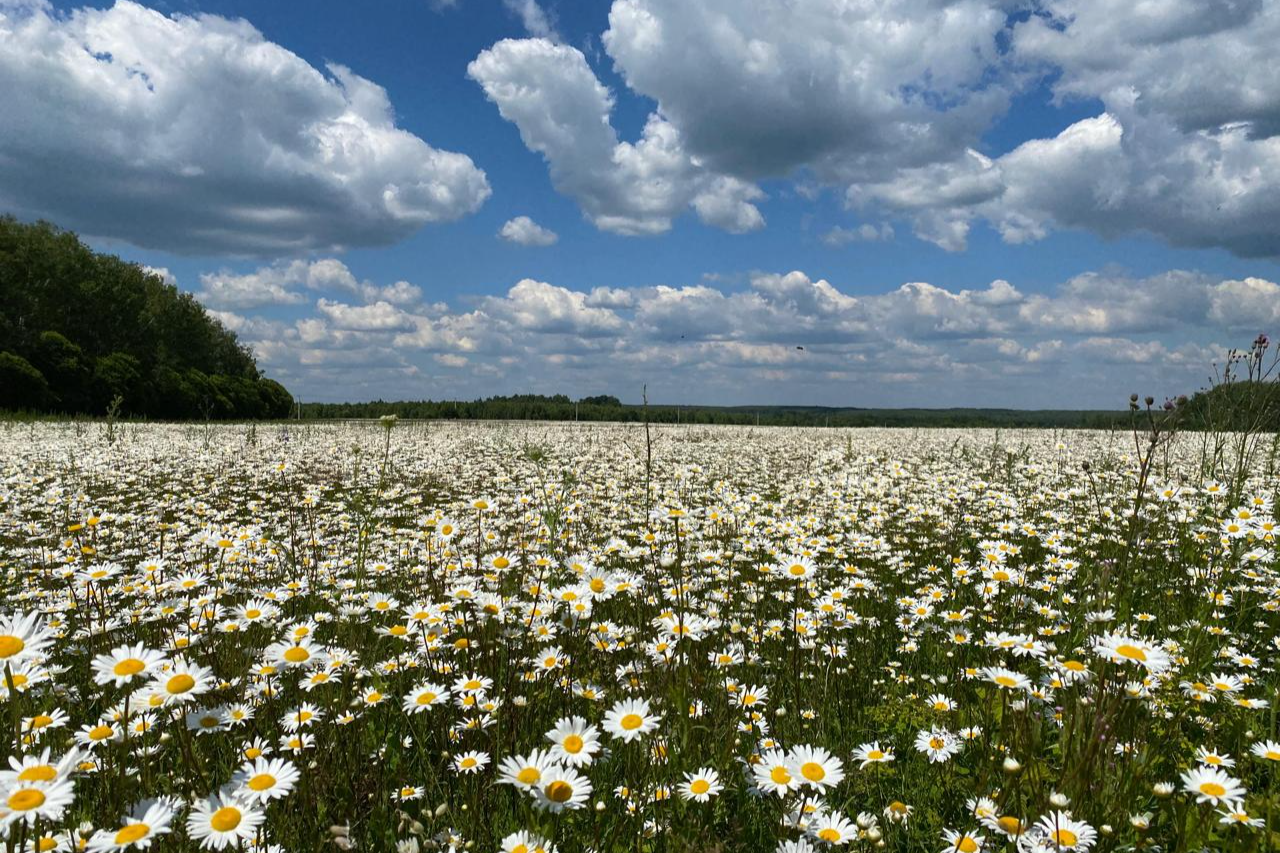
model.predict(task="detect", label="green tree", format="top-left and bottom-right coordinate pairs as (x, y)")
top-left (0, 351), bottom-right (49, 410)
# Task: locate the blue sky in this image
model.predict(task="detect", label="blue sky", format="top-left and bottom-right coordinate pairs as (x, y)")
top-left (3, 0), bottom-right (1279, 406)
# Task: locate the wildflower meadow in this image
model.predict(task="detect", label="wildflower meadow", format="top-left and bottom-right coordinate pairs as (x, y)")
top-left (1, 412), bottom-right (1278, 852)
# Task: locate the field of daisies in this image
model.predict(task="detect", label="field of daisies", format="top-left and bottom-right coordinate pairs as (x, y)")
top-left (1, 417), bottom-right (1278, 853)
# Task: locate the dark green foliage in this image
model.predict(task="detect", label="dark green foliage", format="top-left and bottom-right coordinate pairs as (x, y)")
top-left (1179, 380), bottom-right (1280, 433)
top-left (0, 216), bottom-right (292, 419)
top-left (301, 394), bottom-right (1129, 428)
top-left (0, 351), bottom-right (49, 410)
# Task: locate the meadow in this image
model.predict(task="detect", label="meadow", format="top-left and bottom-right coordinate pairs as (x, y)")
top-left (0, 414), bottom-right (1277, 852)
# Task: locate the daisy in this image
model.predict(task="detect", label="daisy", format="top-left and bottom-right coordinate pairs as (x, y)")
top-left (500, 830), bottom-right (558, 853)
top-left (807, 810), bottom-right (857, 845)
top-left (497, 750), bottom-right (555, 790)
top-left (753, 748), bottom-right (801, 796)
top-left (914, 727), bottom-right (961, 763)
top-left (76, 720), bottom-right (121, 749)
top-left (0, 611), bottom-right (55, 664)
top-left (603, 698), bottom-right (660, 743)
top-left (1218, 807), bottom-right (1264, 828)
top-left (233, 757), bottom-right (300, 803)
top-left (453, 751), bottom-right (490, 774)
top-left (22, 708), bottom-right (70, 736)
top-left (280, 704), bottom-right (322, 731)
top-left (1, 778), bottom-right (76, 828)
top-left (2, 747), bottom-right (84, 786)
top-left (402, 682), bottom-right (450, 714)
top-left (678, 767), bottom-right (722, 802)
top-left (534, 766), bottom-right (592, 812)
top-left (545, 717), bottom-right (602, 767)
top-left (147, 657), bottom-right (213, 706)
top-left (1250, 740), bottom-right (1280, 762)
top-left (86, 800), bottom-right (175, 850)
top-left (926, 693), bottom-right (955, 712)
top-left (1034, 812), bottom-right (1097, 850)
top-left (452, 673), bottom-right (493, 695)
top-left (778, 556), bottom-right (817, 579)
top-left (940, 829), bottom-right (985, 853)
top-left (185, 795), bottom-right (265, 850)
top-left (395, 785), bottom-right (423, 802)
top-left (1195, 747), bottom-right (1235, 768)
top-left (787, 745), bottom-right (844, 790)
top-left (852, 742), bottom-right (894, 769)
top-left (777, 841), bottom-right (817, 853)
top-left (1093, 634), bottom-right (1171, 673)
top-left (982, 666), bottom-right (1031, 692)
top-left (265, 638), bottom-right (318, 668)
top-left (91, 644), bottom-right (169, 688)
top-left (1181, 767), bottom-right (1246, 806)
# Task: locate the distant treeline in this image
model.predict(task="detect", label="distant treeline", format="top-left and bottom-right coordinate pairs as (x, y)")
top-left (301, 394), bottom-right (1132, 429)
top-left (0, 217), bottom-right (293, 419)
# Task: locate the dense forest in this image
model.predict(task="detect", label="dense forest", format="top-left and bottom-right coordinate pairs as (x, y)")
top-left (0, 217), bottom-right (292, 419)
top-left (301, 394), bottom-right (1132, 429)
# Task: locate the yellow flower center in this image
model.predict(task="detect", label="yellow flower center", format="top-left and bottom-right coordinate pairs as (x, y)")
top-left (248, 773), bottom-right (275, 791)
top-left (818, 828), bottom-right (840, 842)
top-left (416, 692), bottom-right (437, 705)
top-left (956, 837), bottom-right (979, 853)
top-left (620, 713), bottom-right (643, 730)
top-left (0, 635), bottom-right (25, 658)
top-left (545, 781), bottom-right (573, 802)
top-left (998, 816), bottom-right (1022, 834)
top-left (1053, 829), bottom-right (1078, 846)
top-left (115, 824), bottom-right (151, 844)
top-left (517, 767), bottom-right (541, 784)
top-left (31, 714), bottom-right (53, 728)
top-left (800, 761), bottom-right (825, 781)
top-left (867, 750), bottom-right (884, 760)
top-left (1115, 644), bottom-right (1147, 661)
top-left (113, 658), bottom-right (146, 677)
top-left (690, 779), bottom-right (711, 795)
top-left (284, 647), bottom-right (310, 663)
top-left (563, 734), bottom-right (584, 753)
top-left (166, 674), bottom-right (196, 694)
top-left (89, 724), bottom-right (114, 740)
top-left (7, 789), bottom-right (45, 811)
top-left (210, 806), bottom-right (242, 832)
top-left (17, 765), bottom-right (56, 782)
top-left (1200, 782), bottom-right (1226, 797)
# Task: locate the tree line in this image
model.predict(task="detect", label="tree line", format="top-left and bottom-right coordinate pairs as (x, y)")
top-left (300, 395), bottom-right (1132, 429)
top-left (0, 217), bottom-right (293, 419)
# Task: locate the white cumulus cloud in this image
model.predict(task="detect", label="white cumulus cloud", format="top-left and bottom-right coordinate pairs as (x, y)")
top-left (499, 216), bottom-right (560, 246)
top-left (0, 0), bottom-right (490, 255)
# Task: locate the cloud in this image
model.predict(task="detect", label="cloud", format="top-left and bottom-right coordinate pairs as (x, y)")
top-left (857, 1), bottom-right (1280, 254)
top-left (465, 0), bottom-right (1280, 256)
top-left (190, 258), bottom-right (1275, 407)
top-left (467, 38), bottom-right (765, 235)
top-left (499, 215), bottom-right (560, 246)
top-left (820, 223), bottom-right (894, 247)
top-left (0, 0), bottom-right (490, 255)
top-left (503, 0), bottom-right (559, 41)
top-left (196, 259), bottom-right (424, 308)
top-left (480, 279), bottom-right (624, 335)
